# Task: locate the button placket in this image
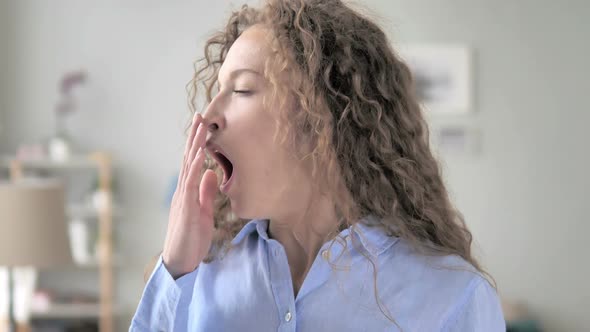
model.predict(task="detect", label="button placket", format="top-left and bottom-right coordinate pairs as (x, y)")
top-left (268, 241), bottom-right (296, 329)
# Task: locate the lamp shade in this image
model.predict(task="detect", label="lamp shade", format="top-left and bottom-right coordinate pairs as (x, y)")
top-left (0, 180), bottom-right (72, 268)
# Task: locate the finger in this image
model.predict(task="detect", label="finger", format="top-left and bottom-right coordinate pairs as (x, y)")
top-left (185, 113), bottom-right (202, 156)
top-left (199, 169), bottom-right (218, 223)
top-left (179, 113), bottom-right (202, 191)
top-left (186, 122), bottom-right (207, 174)
top-left (185, 147), bottom-right (207, 203)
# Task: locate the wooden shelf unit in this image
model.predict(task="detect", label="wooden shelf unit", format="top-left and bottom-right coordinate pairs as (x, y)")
top-left (3, 152), bottom-right (115, 332)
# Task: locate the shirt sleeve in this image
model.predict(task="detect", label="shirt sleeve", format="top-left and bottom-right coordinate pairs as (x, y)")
top-left (442, 278), bottom-right (506, 332)
top-left (129, 256), bottom-right (198, 332)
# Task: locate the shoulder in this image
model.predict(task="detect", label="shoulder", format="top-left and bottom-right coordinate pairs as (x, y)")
top-left (378, 238), bottom-right (485, 288)
top-left (375, 239), bottom-right (504, 330)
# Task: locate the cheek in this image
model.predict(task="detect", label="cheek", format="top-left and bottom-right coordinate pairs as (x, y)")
top-left (239, 147), bottom-right (292, 199)
top-left (230, 162), bottom-right (275, 219)
top-left (244, 145), bottom-right (282, 184)
top-left (232, 147), bottom-right (308, 220)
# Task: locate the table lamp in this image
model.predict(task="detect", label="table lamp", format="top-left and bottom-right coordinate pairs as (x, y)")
top-left (0, 180), bottom-right (72, 332)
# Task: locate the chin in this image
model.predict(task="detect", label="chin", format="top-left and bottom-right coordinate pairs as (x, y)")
top-left (228, 198), bottom-right (252, 220)
top-left (229, 198), bottom-right (269, 221)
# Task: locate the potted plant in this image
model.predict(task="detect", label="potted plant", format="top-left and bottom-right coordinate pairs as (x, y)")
top-left (48, 70), bottom-right (87, 161)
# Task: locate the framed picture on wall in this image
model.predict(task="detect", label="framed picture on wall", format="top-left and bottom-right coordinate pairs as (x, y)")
top-left (398, 44), bottom-right (473, 114)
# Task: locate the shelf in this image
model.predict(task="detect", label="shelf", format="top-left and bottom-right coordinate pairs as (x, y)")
top-left (68, 204), bottom-right (122, 219)
top-left (42, 255), bottom-right (123, 271)
top-left (0, 154), bottom-right (99, 170)
top-left (74, 255), bottom-right (123, 269)
top-left (31, 303), bottom-right (101, 320)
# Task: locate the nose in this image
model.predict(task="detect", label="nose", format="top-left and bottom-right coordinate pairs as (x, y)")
top-left (202, 96), bottom-right (226, 137)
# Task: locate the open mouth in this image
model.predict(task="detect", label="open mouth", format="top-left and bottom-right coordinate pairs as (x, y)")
top-left (208, 146), bottom-right (234, 186)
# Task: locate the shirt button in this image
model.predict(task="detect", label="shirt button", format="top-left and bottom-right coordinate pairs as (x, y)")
top-left (321, 249), bottom-right (329, 260)
top-left (284, 311), bottom-right (292, 322)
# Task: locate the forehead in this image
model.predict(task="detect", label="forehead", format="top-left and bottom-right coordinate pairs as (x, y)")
top-left (219, 25), bottom-right (272, 80)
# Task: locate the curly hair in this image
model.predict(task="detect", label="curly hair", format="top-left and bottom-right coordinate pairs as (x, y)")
top-left (184, 0), bottom-right (492, 322)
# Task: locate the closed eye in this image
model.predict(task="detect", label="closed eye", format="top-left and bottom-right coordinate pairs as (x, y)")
top-left (233, 90), bottom-right (252, 95)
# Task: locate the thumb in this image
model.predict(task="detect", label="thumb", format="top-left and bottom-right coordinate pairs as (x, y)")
top-left (199, 169), bottom-right (218, 220)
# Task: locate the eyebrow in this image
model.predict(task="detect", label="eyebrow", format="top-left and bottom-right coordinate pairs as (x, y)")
top-left (218, 68), bottom-right (261, 86)
top-left (229, 68), bottom-right (261, 78)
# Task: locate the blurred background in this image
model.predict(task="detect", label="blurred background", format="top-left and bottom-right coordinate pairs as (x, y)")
top-left (0, 0), bottom-right (588, 331)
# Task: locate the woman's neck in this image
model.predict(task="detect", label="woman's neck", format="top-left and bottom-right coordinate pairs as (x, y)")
top-left (268, 194), bottom-right (339, 295)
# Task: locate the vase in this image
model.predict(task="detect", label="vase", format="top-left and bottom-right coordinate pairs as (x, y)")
top-left (48, 116), bottom-right (72, 162)
top-left (68, 218), bottom-right (90, 264)
top-left (48, 135), bottom-right (71, 162)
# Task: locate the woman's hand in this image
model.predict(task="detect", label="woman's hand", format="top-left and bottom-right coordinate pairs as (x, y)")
top-left (162, 114), bottom-right (218, 279)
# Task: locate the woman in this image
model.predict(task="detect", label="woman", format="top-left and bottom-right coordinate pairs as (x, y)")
top-left (131, 0), bottom-right (504, 331)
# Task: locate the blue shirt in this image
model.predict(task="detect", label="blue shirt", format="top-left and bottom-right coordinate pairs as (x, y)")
top-left (130, 218), bottom-right (505, 331)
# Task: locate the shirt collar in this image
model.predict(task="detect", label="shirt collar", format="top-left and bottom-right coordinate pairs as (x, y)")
top-left (230, 219), bottom-right (269, 245)
top-left (230, 216), bottom-right (398, 257)
top-left (352, 215), bottom-right (399, 257)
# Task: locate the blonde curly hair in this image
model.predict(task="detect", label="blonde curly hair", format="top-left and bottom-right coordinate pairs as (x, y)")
top-left (181, 3), bottom-right (495, 324)
top-left (190, 0), bottom-right (484, 272)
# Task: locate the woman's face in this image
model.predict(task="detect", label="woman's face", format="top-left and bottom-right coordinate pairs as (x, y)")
top-left (203, 25), bottom-right (311, 221)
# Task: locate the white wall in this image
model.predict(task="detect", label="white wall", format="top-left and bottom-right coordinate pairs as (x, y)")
top-left (0, 0), bottom-right (245, 328)
top-left (370, 1), bottom-right (589, 331)
top-left (0, 0), bottom-right (11, 141)
top-left (1, 0), bottom-right (588, 330)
